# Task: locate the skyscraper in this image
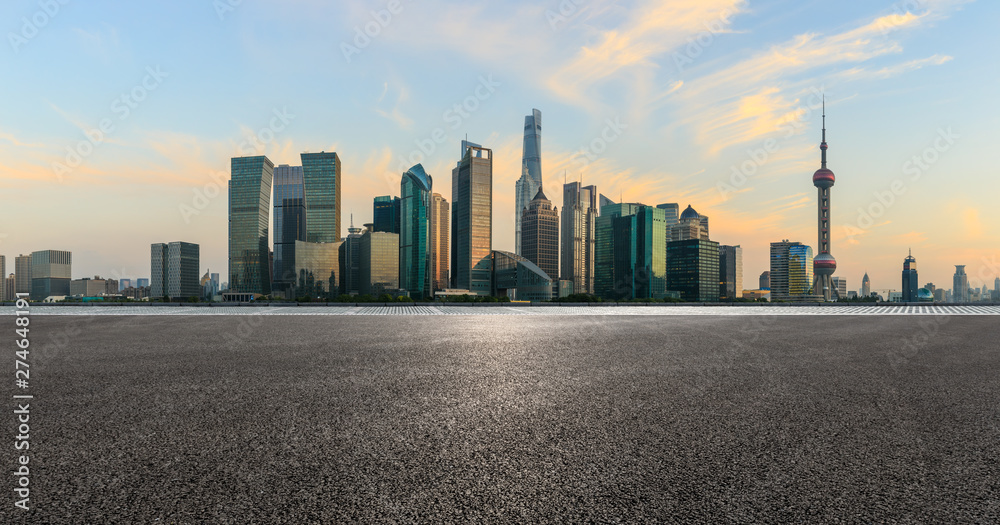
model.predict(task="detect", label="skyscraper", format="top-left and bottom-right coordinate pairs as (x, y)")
top-left (514, 109), bottom-right (542, 255)
top-left (15, 255), bottom-right (31, 295)
top-left (521, 188), bottom-right (559, 284)
top-left (832, 276), bottom-right (848, 298)
top-left (30, 250), bottom-right (71, 301)
top-left (400, 164), bottom-right (433, 300)
top-left (812, 100), bottom-right (839, 301)
top-left (429, 193), bottom-right (450, 292)
top-left (360, 230), bottom-right (399, 296)
top-left (668, 238), bottom-right (720, 302)
top-left (339, 219), bottom-right (365, 296)
top-left (301, 151), bottom-right (342, 243)
top-left (294, 240), bottom-right (342, 300)
top-left (902, 250), bottom-right (919, 302)
top-left (670, 205), bottom-right (709, 241)
top-left (3, 274), bottom-right (13, 302)
top-left (562, 181), bottom-right (597, 294)
top-left (451, 143), bottom-right (492, 295)
top-left (862, 272), bottom-right (871, 298)
top-left (759, 271), bottom-right (771, 290)
top-left (770, 241), bottom-right (815, 302)
top-left (657, 203), bottom-right (680, 227)
top-left (229, 155), bottom-right (274, 295)
top-left (613, 205), bottom-right (668, 300)
top-left (953, 265), bottom-right (969, 303)
top-left (272, 164), bottom-right (306, 296)
top-left (0, 256), bottom-right (5, 291)
top-left (718, 245), bottom-right (743, 301)
top-left (151, 242), bottom-right (200, 299)
top-left (373, 195), bottom-right (401, 234)
top-left (595, 199), bottom-right (643, 299)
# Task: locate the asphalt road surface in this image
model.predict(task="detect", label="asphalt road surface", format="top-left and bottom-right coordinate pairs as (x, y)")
top-left (4, 314), bottom-right (999, 523)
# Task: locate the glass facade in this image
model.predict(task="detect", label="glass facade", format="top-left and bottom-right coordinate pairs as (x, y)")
top-left (718, 245), bottom-right (743, 300)
top-left (30, 250), bottom-right (71, 300)
top-left (15, 255), bottom-right (32, 294)
top-left (514, 109), bottom-right (542, 255)
top-left (610, 206), bottom-right (667, 300)
top-left (430, 193), bottom-right (450, 292)
top-left (373, 195), bottom-right (401, 234)
top-left (151, 242), bottom-right (200, 299)
top-left (301, 152), bottom-right (341, 243)
top-left (339, 224), bottom-right (364, 296)
top-left (521, 189), bottom-right (559, 285)
top-left (400, 164), bottom-right (433, 299)
top-left (561, 183), bottom-right (597, 294)
top-left (491, 250), bottom-right (553, 302)
top-left (788, 245), bottom-right (815, 297)
top-left (360, 231), bottom-right (399, 296)
top-left (667, 239), bottom-right (721, 302)
top-left (595, 200), bottom-right (643, 299)
top-left (229, 156), bottom-right (274, 295)
top-left (294, 240), bottom-right (342, 300)
top-left (273, 165), bottom-right (306, 295)
top-left (451, 144), bottom-right (492, 296)
top-left (902, 253), bottom-right (918, 302)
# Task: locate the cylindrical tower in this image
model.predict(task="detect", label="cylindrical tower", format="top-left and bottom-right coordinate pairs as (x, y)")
top-left (812, 100), bottom-right (838, 301)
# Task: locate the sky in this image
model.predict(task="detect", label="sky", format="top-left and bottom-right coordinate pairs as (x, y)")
top-left (2, 0), bottom-right (998, 293)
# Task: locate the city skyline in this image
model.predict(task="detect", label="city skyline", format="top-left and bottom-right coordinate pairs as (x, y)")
top-left (3, 1), bottom-right (998, 291)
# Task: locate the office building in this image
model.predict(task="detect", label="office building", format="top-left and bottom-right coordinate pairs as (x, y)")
top-left (759, 271), bottom-right (770, 290)
top-left (272, 164), bottom-right (306, 296)
top-left (491, 250), bottom-right (553, 301)
top-left (294, 241), bottom-right (342, 300)
top-left (3, 274), bottom-right (14, 302)
top-left (902, 250), bottom-right (919, 302)
top-left (301, 151), bottom-right (342, 243)
top-left (430, 193), bottom-right (450, 292)
top-left (812, 102), bottom-right (839, 301)
top-left (670, 205), bottom-right (708, 241)
top-left (668, 238), bottom-right (721, 302)
top-left (611, 205), bottom-right (668, 300)
top-left (70, 277), bottom-right (118, 297)
top-left (119, 279), bottom-right (133, 291)
top-left (373, 195), bottom-right (401, 234)
top-left (770, 241), bottom-right (817, 302)
top-left (595, 199), bottom-right (643, 299)
top-left (360, 230), bottom-right (399, 296)
top-left (718, 245), bottom-right (743, 301)
top-left (229, 155), bottom-right (274, 295)
top-left (521, 188), bottom-right (559, 285)
top-left (339, 219), bottom-right (365, 296)
top-left (399, 164), bottom-right (433, 300)
top-left (30, 250), bottom-right (72, 301)
top-left (832, 276), bottom-right (848, 299)
top-left (136, 278), bottom-right (149, 289)
top-left (862, 272), bottom-right (871, 298)
top-left (451, 143), bottom-right (492, 296)
top-left (953, 265), bottom-right (968, 303)
top-left (562, 182), bottom-right (597, 294)
top-left (514, 109), bottom-right (542, 255)
top-left (15, 255), bottom-right (31, 295)
top-left (0, 256), bottom-right (4, 291)
top-left (657, 203), bottom-right (680, 227)
top-left (151, 242), bottom-right (200, 299)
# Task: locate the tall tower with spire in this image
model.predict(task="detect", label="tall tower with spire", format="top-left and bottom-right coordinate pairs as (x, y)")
top-left (812, 98), bottom-right (839, 301)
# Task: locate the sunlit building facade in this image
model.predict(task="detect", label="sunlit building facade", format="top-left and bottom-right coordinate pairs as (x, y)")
top-left (595, 199), bottom-right (643, 299)
top-left (521, 188), bottom-right (559, 285)
top-left (360, 230), bottom-right (399, 296)
top-left (770, 241), bottom-right (816, 302)
top-left (611, 205), bottom-right (667, 300)
top-left (514, 109), bottom-right (542, 255)
top-left (451, 144), bottom-right (492, 296)
top-left (562, 182), bottom-right (597, 294)
top-left (430, 193), bottom-right (450, 292)
top-left (295, 240), bottom-right (342, 300)
top-left (301, 151), bottom-right (341, 243)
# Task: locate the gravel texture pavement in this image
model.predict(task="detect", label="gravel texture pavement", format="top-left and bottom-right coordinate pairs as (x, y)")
top-left (3, 314), bottom-right (999, 523)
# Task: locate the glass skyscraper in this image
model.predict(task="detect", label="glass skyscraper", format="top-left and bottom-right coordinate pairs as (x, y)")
top-left (151, 242), bottom-right (200, 299)
top-left (30, 250), bottom-right (71, 301)
top-left (514, 109), bottom-right (542, 255)
top-left (229, 155), bottom-right (274, 295)
top-left (373, 195), bottom-right (401, 234)
top-left (430, 193), bottom-right (450, 292)
top-left (295, 240), bottom-right (342, 300)
top-left (610, 205), bottom-right (667, 300)
top-left (360, 230), bottom-right (399, 296)
top-left (718, 245), bottom-right (743, 301)
top-left (902, 251), bottom-right (918, 302)
top-left (451, 143), bottom-right (492, 295)
top-left (301, 152), bottom-right (341, 243)
top-left (561, 182), bottom-right (597, 294)
top-left (272, 165), bottom-right (306, 296)
top-left (595, 199), bottom-right (643, 299)
top-left (668, 239), bottom-right (721, 302)
top-left (770, 241), bottom-right (815, 302)
top-left (400, 164), bottom-right (433, 300)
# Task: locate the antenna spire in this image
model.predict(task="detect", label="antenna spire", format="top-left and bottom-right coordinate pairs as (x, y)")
top-left (820, 94), bottom-right (828, 169)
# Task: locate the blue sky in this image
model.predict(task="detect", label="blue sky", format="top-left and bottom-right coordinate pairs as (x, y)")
top-left (2, 0), bottom-right (997, 293)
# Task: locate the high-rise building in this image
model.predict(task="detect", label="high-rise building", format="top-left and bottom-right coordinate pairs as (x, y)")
top-left (718, 245), bottom-right (743, 301)
top-left (902, 250), bottom-right (919, 302)
top-left (612, 206), bottom-right (668, 300)
top-left (521, 188), bottom-right (559, 285)
top-left (301, 152), bottom-right (342, 243)
top-left (670, 205), bottom-right (709, 241)
top-left (3, 274), bottom-right (14, 302)
top-left (562, 182), bottom-right (597, 294)
top-left (812, 101), bottom-right (839, 301)
top-left (668, 238), bottom-right (721, 302)
top-left (514, 109), bottom-right (542, 255)
top-left (0, 256), bottom-right (4, 290)
top-left (861, 272), bottom-right (871, 298)
top-left (400, 164), bottom-right (433, 300)
top-left (759, 271), bottom-right (771, 290)
top-left (339, 219), bottom-right (365, 296)
top-left (699, 216), bottom-right (710, 238)
top-left (151, 242), bottom-right (200, 299)
top-left (429, 193), bottom-right (450, 292)
top-left (136, 278), bottom-right (150, 289)
top-left (657, 203), bottom-right (680, 227)
top-left (118, 278), bottom-right (133, 291)
top-left (360, 230), bottom-right (399, 296)
top-left (953, 265), bottom-right (969, 303)
top-left (294, 241), bottom-right (342, 300)
top-left (451, 143), bottom-right (492, 296)
top-left (15, 255), bottom-right (32, 295)
top-left (832, 276), bottom-right (848, 298)
top-left (30, 250), bottom-right (72, 301)
top-left (272, 164), bottom-right (306, 296)
top-left (373, 195), bottom-right (401, 234)
top-left (770, 241), bottom-right (816, 302)
top-left (229, 155), bottom-right (274, 295)
top-left (595, 199), bottom-right (643, 299)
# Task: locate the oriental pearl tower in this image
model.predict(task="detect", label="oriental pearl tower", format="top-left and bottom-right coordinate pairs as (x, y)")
top-left (812, 98), bottom-right (839, 301)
